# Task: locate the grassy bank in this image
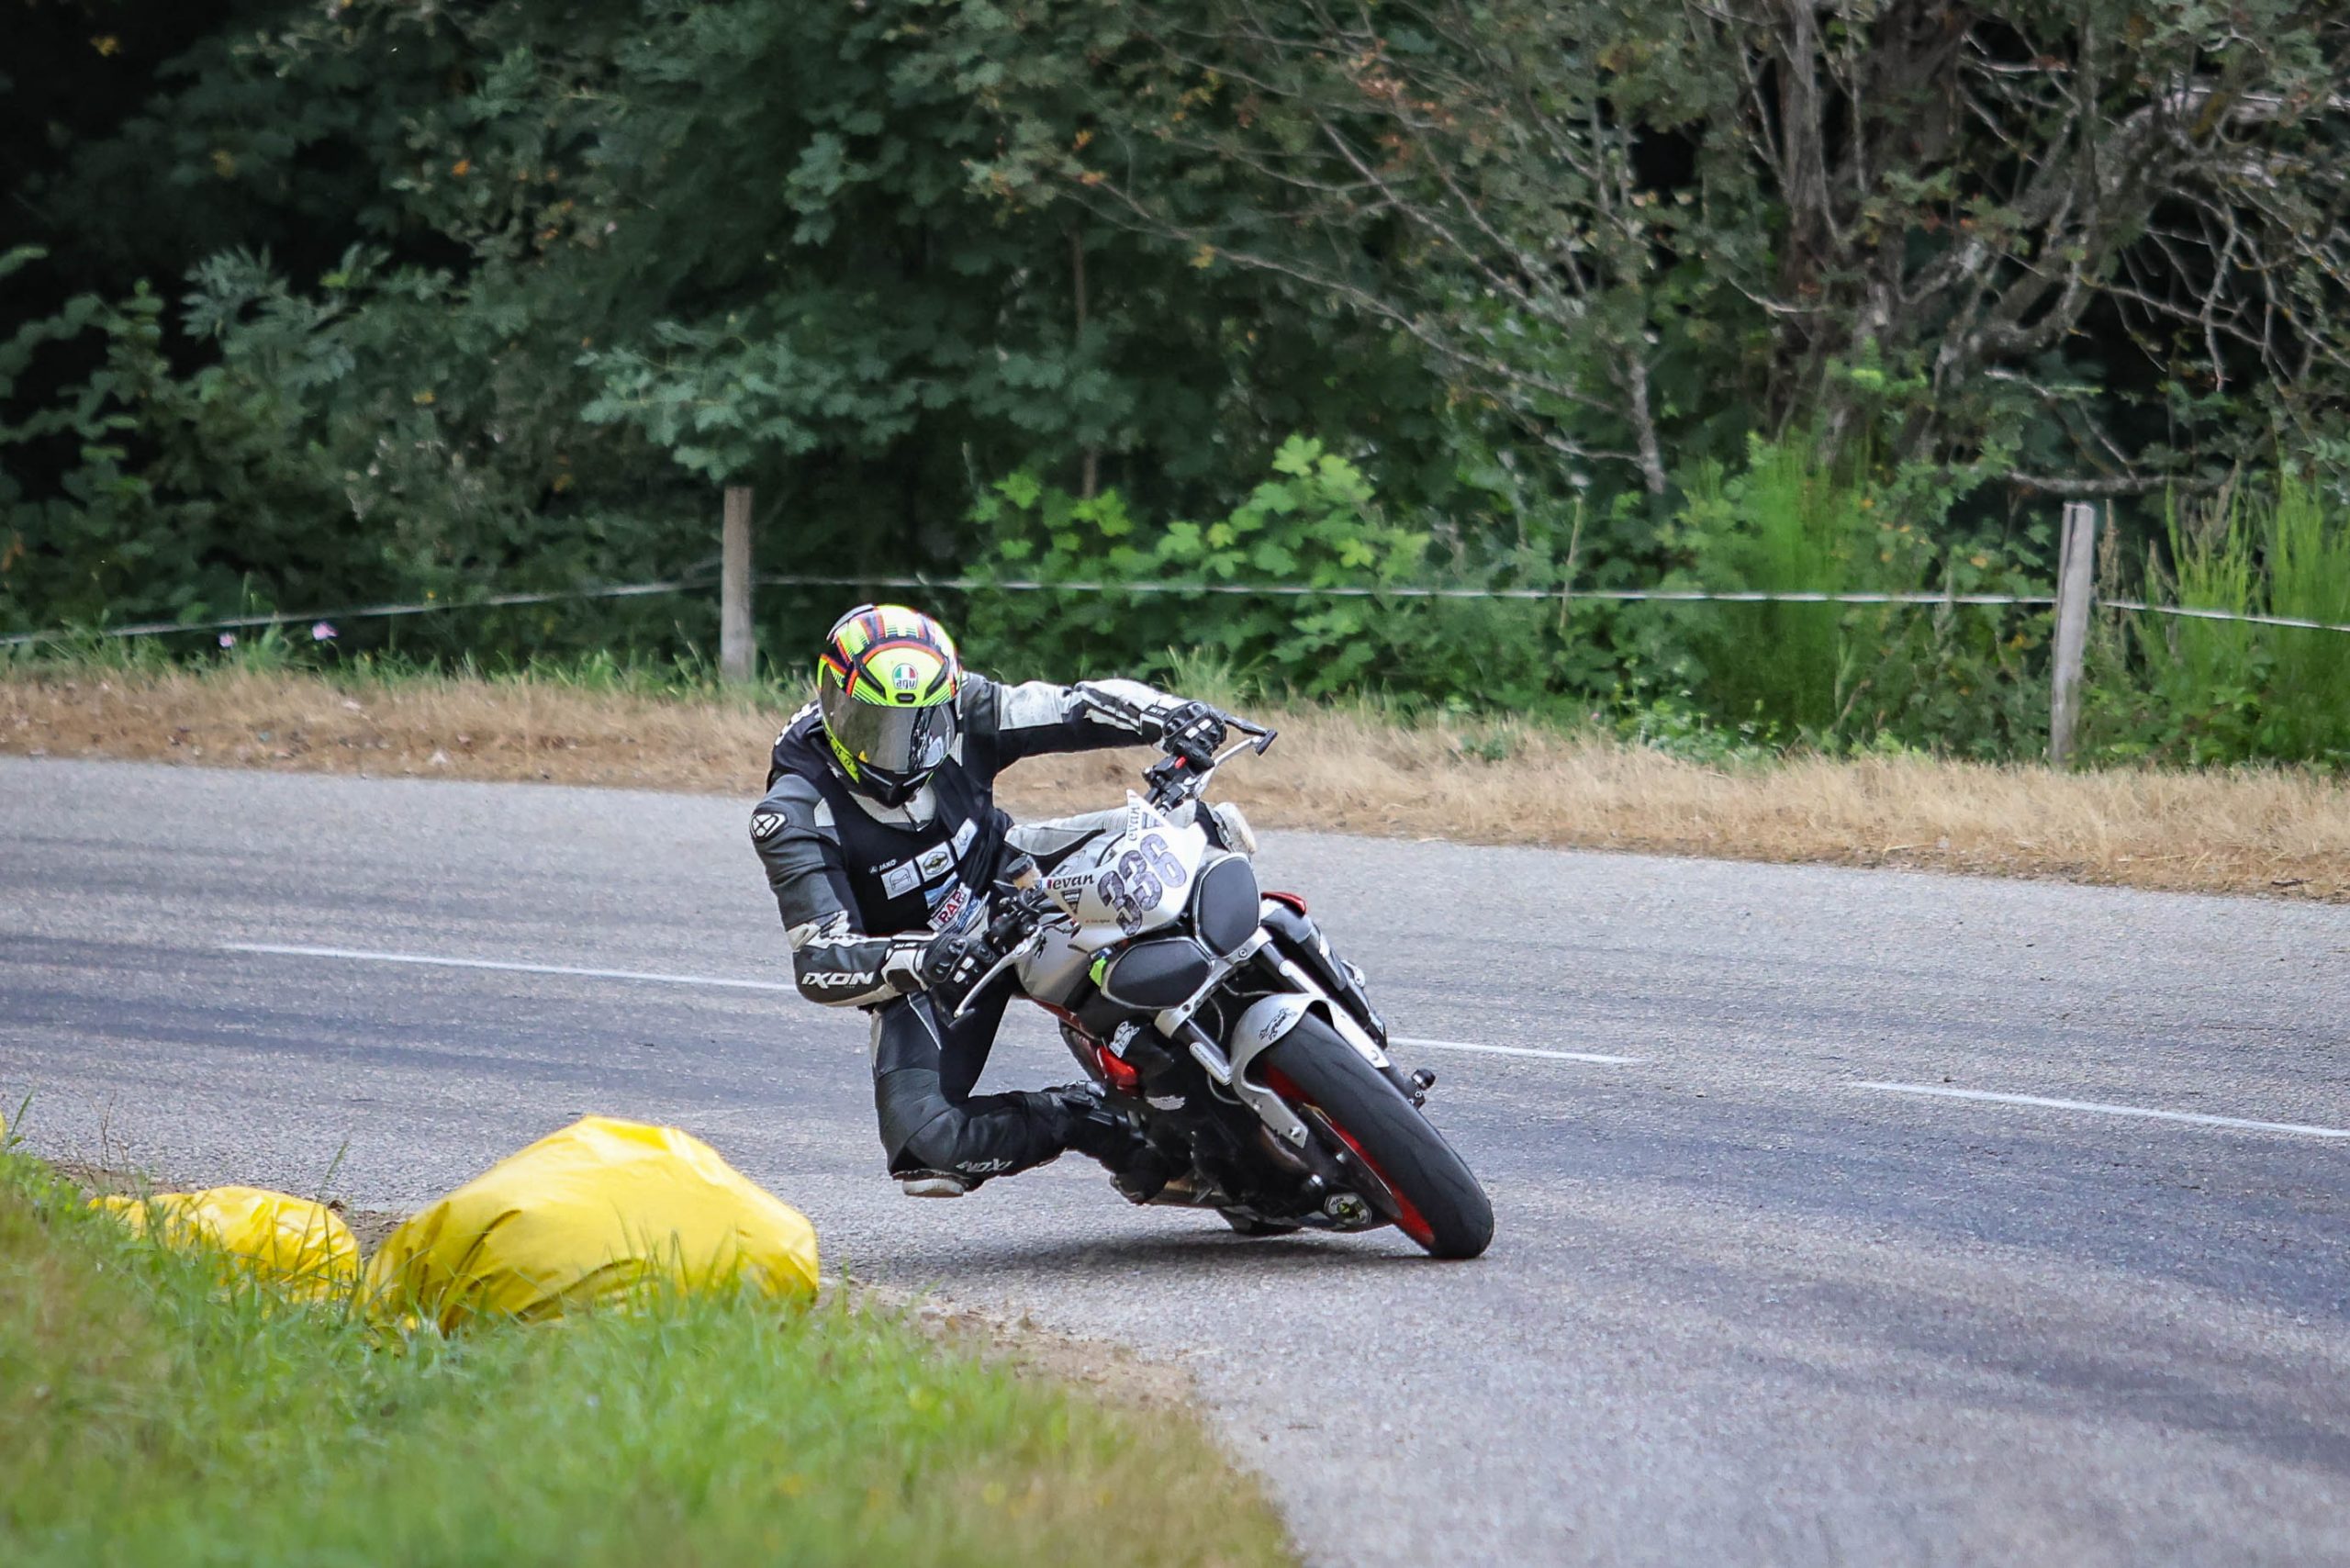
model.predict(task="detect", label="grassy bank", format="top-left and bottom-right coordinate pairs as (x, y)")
top-left (5, 658), bottom-right (2348, 901)
top-left (0, 1149), bottom-right (1291, 1568)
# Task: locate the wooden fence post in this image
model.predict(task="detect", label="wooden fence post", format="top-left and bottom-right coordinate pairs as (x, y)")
top-left (720, 486), bottom-right (755, 684)
top-left (2048, 499), bottom-right (2098, 767)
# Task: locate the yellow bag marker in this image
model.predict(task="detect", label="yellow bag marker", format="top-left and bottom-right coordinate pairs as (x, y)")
top-left (364, 1115), bottom-right (820, 1330)
top-left (95, 1186), bottom-right (362, 1301)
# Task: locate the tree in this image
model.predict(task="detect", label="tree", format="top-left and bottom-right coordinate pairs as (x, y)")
top-left (980, 0), bottom-right (2350, 497)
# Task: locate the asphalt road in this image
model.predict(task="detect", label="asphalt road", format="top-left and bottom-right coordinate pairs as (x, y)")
top-left (4, 755), bottom-right (2347, 1566)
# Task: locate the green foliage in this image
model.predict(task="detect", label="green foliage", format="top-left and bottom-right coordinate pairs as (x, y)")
top-left (0, 245), bottom-right (704, 642)
top-left (1647, 440), bottom-right (2050, 756)
top-left (964, 437), bottom-right (1568, 703)
top-left (2266, 478), bottom-right (2350, 759)
top-left (7, 1), bottom-right (2350, 763)
top-left (1672, 441), bottom-right (1874, 734)
top-left (955, 433), bottom-right (2061, 759)
top-left (2089, 477), bottom-right (2350, 764)
top-left (1610, 691), bottom-right (1782, 767)
top-left (5, 0), bottom-right (1460, 644)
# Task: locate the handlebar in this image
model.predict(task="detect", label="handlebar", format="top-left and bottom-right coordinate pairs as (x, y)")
top-left (1068, 685), bottom-right (1275, 810)
top-left (1140, 708), bottom-right (1277, 812)
top-left (951, 694), bottom-right (1275, 1018)
top-left (1072, 688), bottom-right (1275, 752)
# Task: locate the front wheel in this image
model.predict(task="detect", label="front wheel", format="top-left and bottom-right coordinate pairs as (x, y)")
top-left (1259, 1014), bottom-right (1494, 1260)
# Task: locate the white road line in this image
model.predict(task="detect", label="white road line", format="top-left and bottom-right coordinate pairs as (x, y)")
top-left (225, 944), bottom-right (1642, 1065)
top-left (1858, 1081), bottom-right (2350, 1141)
top-left (1393, 1037), bottom-right (1644, 1066)
top-left (221, 943), bottom-right (799, 992)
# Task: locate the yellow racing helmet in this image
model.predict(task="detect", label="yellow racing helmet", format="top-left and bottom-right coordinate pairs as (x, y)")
top-left (815, 604), bottom-right (963, 806)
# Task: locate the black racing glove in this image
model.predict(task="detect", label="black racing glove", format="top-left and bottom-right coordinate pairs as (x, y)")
top-left (918, 929), bottom-right (997, 1013)
top-left (1154, 700), bottom-right (1227, 770)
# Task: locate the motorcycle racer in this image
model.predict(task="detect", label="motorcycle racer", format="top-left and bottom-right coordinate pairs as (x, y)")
top-left (750, 603), bottom-right (1241, 1198)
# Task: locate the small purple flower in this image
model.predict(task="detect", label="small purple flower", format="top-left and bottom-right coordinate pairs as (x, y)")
top-left (218, 632), bottom-right (238, 649)
top-left (311, 621), bottom-right (338, 642)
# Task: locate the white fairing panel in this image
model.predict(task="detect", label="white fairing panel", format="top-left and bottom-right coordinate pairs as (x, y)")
top-left (1228, 993), bottom-right (1314, 1071)
top-left (1042, 794), bottom-right (1208, 945)
top-left (1016, 924), bottom-right (1094, 1009)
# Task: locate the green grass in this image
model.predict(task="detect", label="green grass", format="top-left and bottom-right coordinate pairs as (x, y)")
top-left (1673, 439), bottom-right (1906, 739)
top-left (2133, 476), bottom-right (2350, 763)
top-left (0, 1150), bottom-right (1292, 1568)
top-left (0, 622), bottom-right (780, 704)
top-left (2266, 476), bottom-right (2350, 758)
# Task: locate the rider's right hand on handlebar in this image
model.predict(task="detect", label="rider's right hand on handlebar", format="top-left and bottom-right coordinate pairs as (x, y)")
top-left (917, 929), bottom-right (996, 1011)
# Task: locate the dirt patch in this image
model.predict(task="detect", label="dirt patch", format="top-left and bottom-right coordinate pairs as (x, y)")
top-left (47, 1159), bottom-right (175, 1199)
top-left (340, 1206), bottom-right (407, 1257)
top-left (841, 1278), bottom-right (1203, 1417)
top-left (7, 663), bottom-right (2349, 901)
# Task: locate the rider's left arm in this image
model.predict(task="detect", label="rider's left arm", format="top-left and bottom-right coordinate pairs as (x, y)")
top-left (961, 675), bottom-right (1200, 771)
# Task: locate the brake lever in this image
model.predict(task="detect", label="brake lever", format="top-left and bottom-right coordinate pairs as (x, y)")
top-left (950, 931), bottom-right (1041, 1021)
top-left (1212, 709), bottom-right (1277, 754)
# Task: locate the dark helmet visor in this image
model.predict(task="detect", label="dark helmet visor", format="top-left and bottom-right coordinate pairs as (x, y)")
top-left (828, 698), bottom-right (956, 778)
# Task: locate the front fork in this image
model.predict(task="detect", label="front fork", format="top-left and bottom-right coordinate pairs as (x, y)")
top-left (1258, 902), bottom-right (1432, 1107)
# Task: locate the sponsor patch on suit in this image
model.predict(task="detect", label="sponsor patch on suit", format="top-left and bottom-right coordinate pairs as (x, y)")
top-left (928, 883), bottom-right (974, 932)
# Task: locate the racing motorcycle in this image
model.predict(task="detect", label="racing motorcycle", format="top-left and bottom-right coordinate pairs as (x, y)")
top-left (957, 693), bottom-right (1494, 1260)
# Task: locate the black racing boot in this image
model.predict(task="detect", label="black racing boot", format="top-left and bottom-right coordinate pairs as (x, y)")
top-left (1046, 1083), bottom-right (1183, 1204)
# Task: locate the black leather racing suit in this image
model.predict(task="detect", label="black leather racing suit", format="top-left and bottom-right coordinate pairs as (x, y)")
top-left (749, 675), bottom-right (1198, 1185)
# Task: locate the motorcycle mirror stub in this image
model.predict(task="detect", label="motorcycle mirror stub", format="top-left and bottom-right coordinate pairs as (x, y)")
top-left (1208, 801), bottom-right (1259, 857)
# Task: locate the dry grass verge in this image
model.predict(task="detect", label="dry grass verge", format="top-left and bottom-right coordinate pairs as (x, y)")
top-left (6, 663), bottom-right (2347, 901)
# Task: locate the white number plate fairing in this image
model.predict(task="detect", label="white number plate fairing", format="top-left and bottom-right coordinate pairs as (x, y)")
top-left (1043, 795), bottom-right (1207, 939)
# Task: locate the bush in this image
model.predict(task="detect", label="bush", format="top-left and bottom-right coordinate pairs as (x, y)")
top-left (951, 433), bottom-right (2065, 757)
top-left (2088, 476), bottom-right (2350, 765)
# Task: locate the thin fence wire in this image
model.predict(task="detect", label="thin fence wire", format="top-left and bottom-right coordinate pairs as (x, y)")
top-left (9, 568), bottom-right (2350, 647)
top-left (0, 576), bottom-right (715, 649)
top-left (755, 572), bottom-right (2061, 608)
top-left (2095, 598), bottom-right (2350, 636)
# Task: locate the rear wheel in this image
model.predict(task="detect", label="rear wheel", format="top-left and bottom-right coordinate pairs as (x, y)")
top-left (1259, 1014), bottom-right (1494, 1260)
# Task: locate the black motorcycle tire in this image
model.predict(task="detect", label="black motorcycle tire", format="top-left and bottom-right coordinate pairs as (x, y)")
top-left (1259, 1014), bottom-right (1494, 1260)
